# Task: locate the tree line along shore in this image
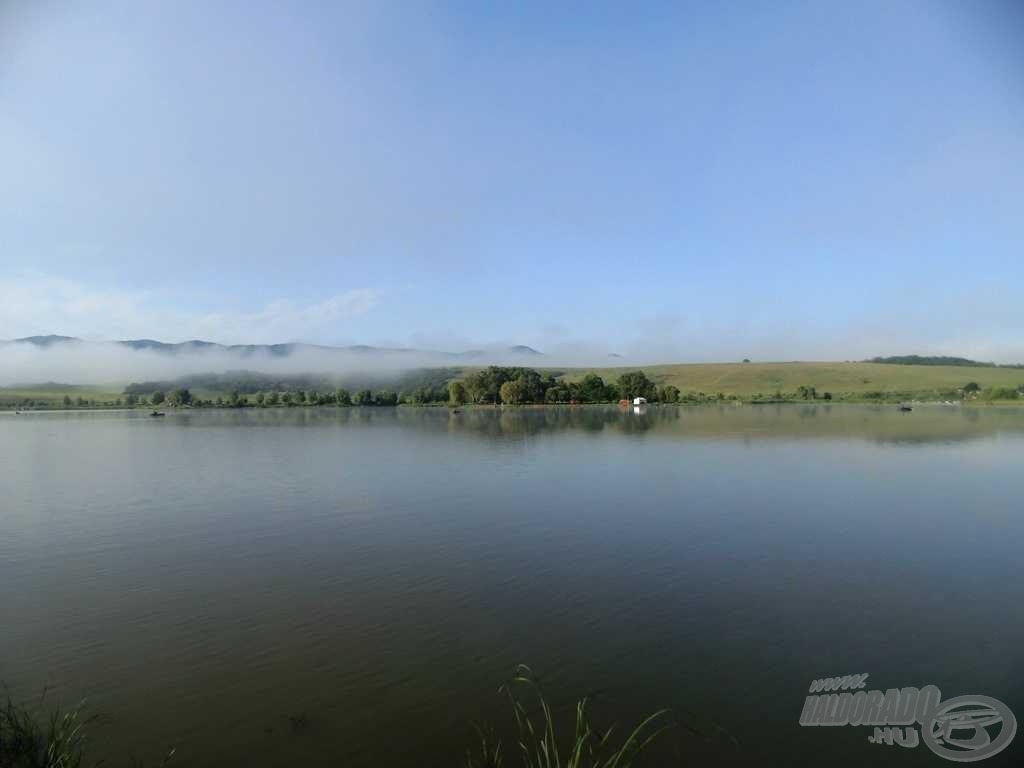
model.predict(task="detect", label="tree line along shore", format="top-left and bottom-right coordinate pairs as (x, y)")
top-left (2, 362), bottom-right (1023, 410)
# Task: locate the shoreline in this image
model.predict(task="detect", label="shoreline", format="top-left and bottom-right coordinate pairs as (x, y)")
top-left (4, 399), bottom-right (1023, 414)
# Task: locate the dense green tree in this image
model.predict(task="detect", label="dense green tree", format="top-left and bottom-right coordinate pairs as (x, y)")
top-left (373, 390), bottom-right (398, 406)
top-left (448, 380), bottom-right (467, 406)
top-left (151, 391), bottom-right (166, 405)
top-left (515, 369), bottom-right (545, 402)
top-left (63, 395), bottom-right (72, 407)
top-left (353, 390), bottom-right (374, 406)
top-left (578, 373), bottom-right (612, 403)
top-left (404, 385), bottom-right (445, 404)
top-left (464, 368), bottom-right (502, 404)
top-left (267, 391), bottom-right (280, 406)
top-left (169, 388), bottom-right (193, 406)
top-left (282, 392), bottom-right (293, 405)
top-left (464, 366), bottom-right (563, 404)
top-left (544, 384), bottom-right (571, 403)
top-left (616, 371), bottom-right (655, 401)
top-left (465, 367), bottom-right (515, 403)
top-left (499, 379), bottom-right (526, 405)
top-left (335, 388), bottom-right (351, 406)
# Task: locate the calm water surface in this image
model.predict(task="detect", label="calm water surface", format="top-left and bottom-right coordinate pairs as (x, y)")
top-left (2, 405), bottom-right (1023, 767)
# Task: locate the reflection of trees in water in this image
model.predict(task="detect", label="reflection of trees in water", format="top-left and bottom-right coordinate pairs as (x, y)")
top-left (165, 404), bottom-right (1024, 445)
top-left (447, 405), bottom-right (673, 438)
top-left (795, 405), bottom-right (820, 419)
top-left (436, 404), bottom-right (1022, 445)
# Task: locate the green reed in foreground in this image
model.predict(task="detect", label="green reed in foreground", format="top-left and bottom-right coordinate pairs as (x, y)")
top-left (0, 692), bottom-right (94, 768)
top-left (466, 665), bottom-right (672, 768)
top-left (0, 692), bottom-right (175, 768)
top-left (3, 666), bottom-right (683, 768)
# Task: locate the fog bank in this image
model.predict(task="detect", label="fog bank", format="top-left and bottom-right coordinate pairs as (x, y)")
top-left (0, 339), bottom-right (622, 387)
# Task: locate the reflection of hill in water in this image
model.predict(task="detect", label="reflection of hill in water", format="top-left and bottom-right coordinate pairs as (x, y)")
top-left (157, 403), bottom-right (1024, 445)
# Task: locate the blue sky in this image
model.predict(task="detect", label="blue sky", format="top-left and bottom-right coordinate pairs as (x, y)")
top-left (2, 0), bottom-right (1022, 361)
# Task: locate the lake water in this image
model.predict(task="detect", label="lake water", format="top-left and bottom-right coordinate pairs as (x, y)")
top-left (2, 405), bottom-right (1023, 767)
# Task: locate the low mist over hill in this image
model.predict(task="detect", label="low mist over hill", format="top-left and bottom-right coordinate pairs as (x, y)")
top-left (0, 334), bottom-right (546, 386)
top-left (122, 368), bottom-right (471, 398)
top-left (8, 334), bottom-right (544, 360)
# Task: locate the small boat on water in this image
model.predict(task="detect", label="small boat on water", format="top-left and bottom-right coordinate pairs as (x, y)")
top-left (150, 410), bottom-right (166, 417)
top-left (898, 405), bottom-right (913, 412)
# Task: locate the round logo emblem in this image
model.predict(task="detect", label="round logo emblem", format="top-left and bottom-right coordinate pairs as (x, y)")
top-left (922, 695), bottom-right (1017, 762)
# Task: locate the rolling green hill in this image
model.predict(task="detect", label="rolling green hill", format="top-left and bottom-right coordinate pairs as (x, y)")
top-left (560, 361), bottom-right (1024, 400)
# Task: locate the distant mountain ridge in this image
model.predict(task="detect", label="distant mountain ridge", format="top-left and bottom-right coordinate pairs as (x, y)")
top-left (12, 335), bottom-right (80, 347)
top-left (5, 334), bottom-right (544, 360)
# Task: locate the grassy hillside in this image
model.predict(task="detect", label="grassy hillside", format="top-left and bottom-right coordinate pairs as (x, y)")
top-left (560, 361), bottom-right (1024, 400)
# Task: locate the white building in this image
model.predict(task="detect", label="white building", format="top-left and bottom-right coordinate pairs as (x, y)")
top-left (632, 397), bottom-right (647, 405)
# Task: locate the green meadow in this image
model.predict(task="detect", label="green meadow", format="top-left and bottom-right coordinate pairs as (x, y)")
top-left (561, 361), bottom-right (1024, 401)
top-left (0, 384), bottom-right (126, 409)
